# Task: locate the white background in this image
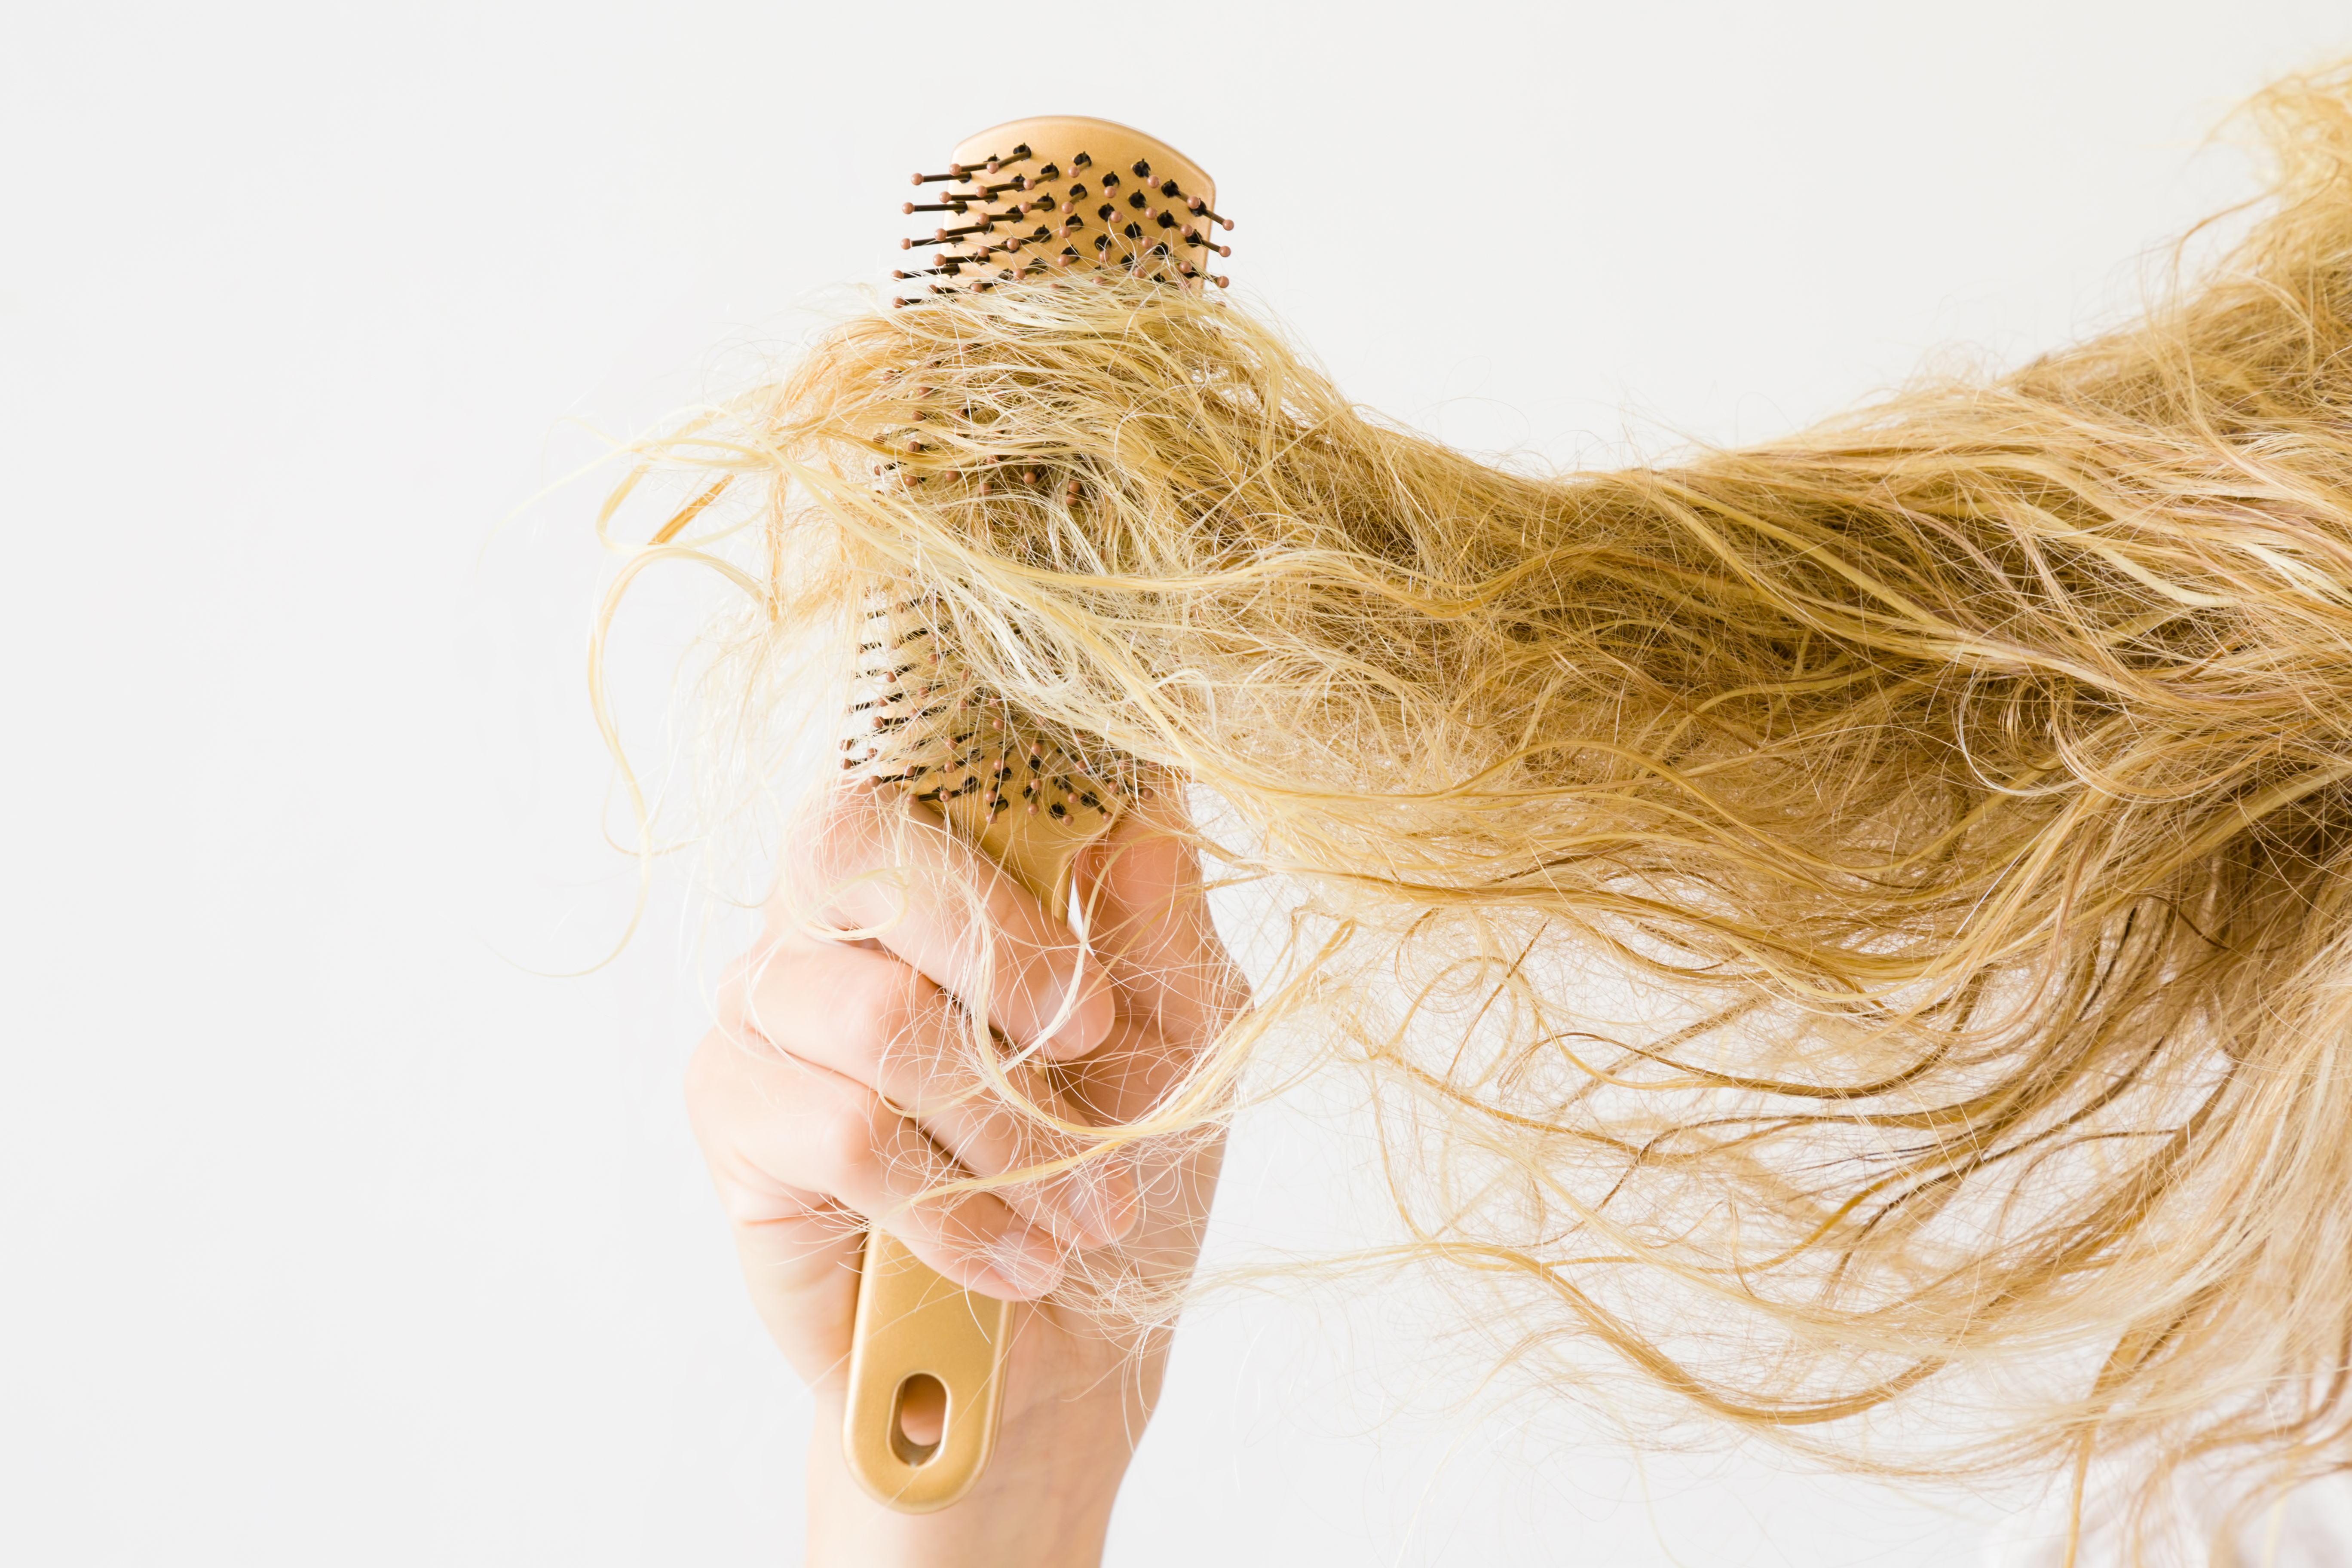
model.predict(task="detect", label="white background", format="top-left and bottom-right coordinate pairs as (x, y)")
top-left (9, 3), bottom-right (2351, 1563)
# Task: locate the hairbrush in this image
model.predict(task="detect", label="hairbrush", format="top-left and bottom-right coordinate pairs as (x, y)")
top-left (836, 116), bottom-right (1231, 1513)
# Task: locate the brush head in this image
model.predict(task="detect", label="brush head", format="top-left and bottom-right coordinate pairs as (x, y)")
top-left (849, 119), bottom-right (1224, 893)
top-left (895, 115), bottom-right (1233, 304)
top-left (839, 591), bottom-right (1136, 901)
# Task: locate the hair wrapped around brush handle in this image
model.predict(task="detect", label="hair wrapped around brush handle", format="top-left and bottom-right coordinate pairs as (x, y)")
top-left (839, 117), bottom-right (1230, 1513)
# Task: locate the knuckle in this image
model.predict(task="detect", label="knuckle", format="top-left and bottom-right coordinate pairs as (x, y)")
top-left (737, 955), bottom-right (819, 1041)
top-left (833, 971), bottom-right (922, 1080)
top-left (811, 1093), bottom-right (887, 1180)
top-left (710, 1174), bottom-right (794, 1228)
top-left (1001, 944), bottom-right (1073, 1035)
top-left (907, 1187), bottom-right (986, 1250)
top-left (682, 1028), bottom-right (753, 1118)
top-left (970, 1099), bottom-right (1044, 1158)
top-left (797, 789), bottom-right (908, 907)
top-left (836, 958), bottom-right (918, 1036)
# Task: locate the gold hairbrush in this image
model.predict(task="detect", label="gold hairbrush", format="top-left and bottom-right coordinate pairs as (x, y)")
top-left (837, 116), bottom-right (1231, 1513)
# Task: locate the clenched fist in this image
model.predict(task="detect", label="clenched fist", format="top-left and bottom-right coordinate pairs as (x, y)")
top-left (686, 787), bottom-right (1246, 1567)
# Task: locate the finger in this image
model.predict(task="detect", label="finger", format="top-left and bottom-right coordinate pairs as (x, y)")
top-left (912, 1079), bottom-right (1141, 1248)
top-left (727, 1199), bottom-right (866, 1390)
top-left (793, 793), bottom-right (1115, 1061)
top-left (1083, 810), bottom-right (1243, 1031)
top-left (685, 1030), bottom-right (868, 1384)
top-left (1061, 805), bottom-right (1250, 1125)
top-left (736, 943), bottom-right (1140, 1246)
top-left (690, 1024), bottom-right (1066, 1299)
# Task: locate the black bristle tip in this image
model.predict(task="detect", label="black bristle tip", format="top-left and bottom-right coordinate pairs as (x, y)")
top-left (1185, 196), bottom-right (1235, 230)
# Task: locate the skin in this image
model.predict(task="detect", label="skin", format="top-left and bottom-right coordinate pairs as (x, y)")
top-left (686, 787), bottom-right (1246, 1567)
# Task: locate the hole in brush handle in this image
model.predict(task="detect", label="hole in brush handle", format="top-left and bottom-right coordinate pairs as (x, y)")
top-left (890, 1372), bottom-right (949, 1465)
top-left (841, 1230), bottom-right (1010, 1513)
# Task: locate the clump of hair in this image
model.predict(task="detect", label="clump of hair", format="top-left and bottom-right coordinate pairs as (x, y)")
top-left (607, 61), bottom-right (2352, 1548)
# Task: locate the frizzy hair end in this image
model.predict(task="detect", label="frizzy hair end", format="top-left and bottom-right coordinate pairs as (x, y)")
top-left (602, 62), bottom-right (2352, 1532)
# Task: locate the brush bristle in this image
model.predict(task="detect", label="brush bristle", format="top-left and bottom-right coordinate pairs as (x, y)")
top-left (840, 594), bottom-right (1129, 829)
top-left (850, 120), bottom-right (1213, 860)
top-left (895, 124), bottom-right (1232, 306)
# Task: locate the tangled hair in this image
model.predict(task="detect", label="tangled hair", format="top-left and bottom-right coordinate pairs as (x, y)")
top-left (604, 62), bottom-right (2352, 1547)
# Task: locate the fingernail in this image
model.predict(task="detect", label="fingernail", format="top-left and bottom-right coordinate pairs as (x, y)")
top-left (1040, 968), bottom-right (1113, 1061)
top-left (982, 1222), bottom-right (1064, 1297)
top-left (1068, 1161), bottom-right (1139, 1247)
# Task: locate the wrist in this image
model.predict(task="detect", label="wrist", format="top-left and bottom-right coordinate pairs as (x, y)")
top-left (803, 1382), bottom-right (1142, 1568)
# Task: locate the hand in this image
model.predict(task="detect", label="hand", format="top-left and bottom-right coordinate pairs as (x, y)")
top-left (686, 786), bottom-right (1245, 1568)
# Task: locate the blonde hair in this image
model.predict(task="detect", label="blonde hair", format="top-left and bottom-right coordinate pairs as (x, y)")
top-left (605, 62), bottom-right (2352, 1547)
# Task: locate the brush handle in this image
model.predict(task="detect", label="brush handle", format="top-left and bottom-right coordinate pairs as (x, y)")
top-left (839, 781), bottom-right (1110, 1512)
top-left (840, 1231), bottom-right (1011, 1512)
